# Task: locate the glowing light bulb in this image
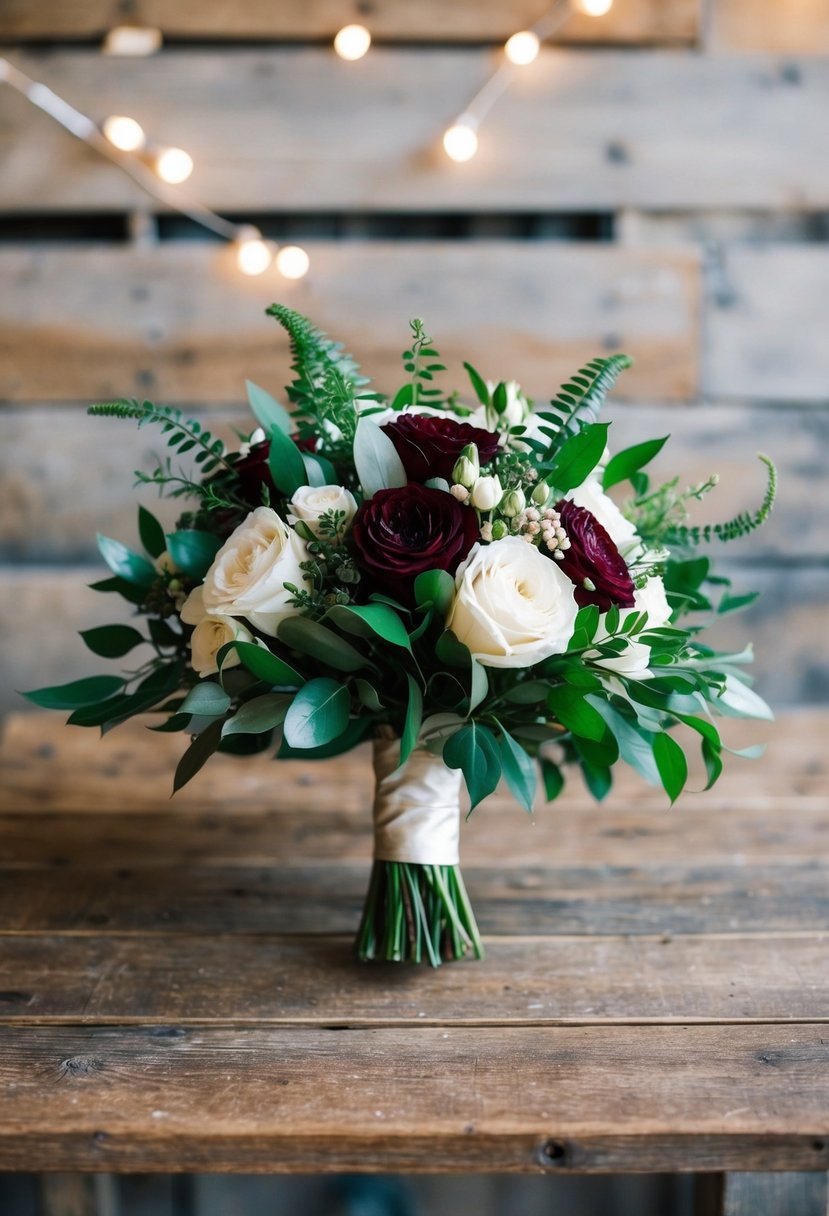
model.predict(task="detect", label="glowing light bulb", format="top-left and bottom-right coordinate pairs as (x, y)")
top-left (504, 30), bottom-right (540, 66)
top-left (155, 147), bottom-right (194, 184)
top-left (333, 24), bottom-right (371, 60)
top-left (102, 25), bottom-right (163, 55)
top-left (102, 115), bottom-right (146, 152)
top-left (574, 0), bottom-right (614, 15)
top-left (443, 119), bottom-right (478, 163)
top-left (236, 233), bottom-right (274, 276)
top-left (276, 245), bottom-right (310, 280)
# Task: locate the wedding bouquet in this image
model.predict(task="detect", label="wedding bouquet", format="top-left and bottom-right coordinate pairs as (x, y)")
top-left (25, 306), bottom-right (775, 966)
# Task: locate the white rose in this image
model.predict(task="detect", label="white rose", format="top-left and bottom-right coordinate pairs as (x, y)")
top-left (447, 537), bottom-right (578, 668)
top-left (288, 484), bottom-right (357, 538)
top-left (237, 426), bottom-right (266, 459)
top-left (470, 474), bottom-right (503, 511)
top-left (180, 586), bottom-right (253, 678)
top-left (587, 575), bottom-right (671, 677)
top-left (200, 507), bottom-right (310, 637)
top-left (634, 574), bottom-right (672, 629)
top-left (567, 475), bottom-right (641, 558)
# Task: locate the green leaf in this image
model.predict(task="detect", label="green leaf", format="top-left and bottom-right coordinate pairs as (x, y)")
top-left (469, 657), bottom-right (488, 712)
top-left (582, 762), bottom-right (613, 802)
top-left (97, 534), bottom-right (156, 587)
top-left (228, 640), bottom-right (304, 687)
top-left (180, 681), bottom-right (231, 718)
top-left (173, 720), bottom-right (223, 793)
top-left (80, 624), bottom-right (145, 659)
top-left (355, 678), bottom-right (383, 712)
top-left (545, 423), bottom-right (610, 493)
top-left (277, 715), bottom-right (371, 760)
top-left (326, 603), bottom-right (411, 651)
top-left (701, 738), bottom-right (724, 790)
top-left (245, 379), bottom-right (292, 435)
top-left (653, 733), bottom-right (688, 804)
top-left (495, 722), bottom-right (537, 813)
top-left (283, 678), bottom-right (350, 749)
top-left (492, 381), bottom-right (508, 415)
top-left (267, 423), bottom-right (308, 497)
top-left (547, 685), bottom-right (607, 742)
top-left (88, 575), bottom-right (146, 605)
top-left (713, 674), bottom-right (774, 721)
top-left (353, 418), bottom-right (407, 498)
top-left (414, 569), bottom-right (455, 618)
top-left (463, 361), bottom-right (491, 406)
top-left (602, 436), bottom-right (669, 490)
top-left (587, 696), bottom-right (661, 786)
top-left (222, 693), bottom-right (290, 737)
top-left (302, 451), bottom-right (336, 487)
top-left (278, 617), bottom-right (368, 673)
top-left (443, 722), bottom-right (501, 813)
top-left (435, 629), bottom-right (471, 669)
top-left (22, 674), bottom-right (125, 710)
top-left (541, 758), bottom-right (565, 802)
top-left (166, 530), bottom-right (222, 580)
top-left (400, 673), bottom-right (423, 766)
top-left (718, 590), bottom-right (761, 615)
top-left (504, 680), bottom-right (553, 705)
top-left (138, 505), bottom-right (166, 558)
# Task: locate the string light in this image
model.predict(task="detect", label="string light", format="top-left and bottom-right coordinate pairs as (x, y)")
top-left (443, 118), bottom-right (479, 163)
top-left (154, 147), bottom-right (194, 184)
top-left (102, 25), bottom-right (163, 56)
top-left (573, 0), bottom-right (614, 15)
top-left (275, 245), bottom-right (311, 280)
top-left (236, 228), bottom-right (274, 276)
top-left (333, 25), bottom-right (371, 61)
top-left (504, 31), bottom-right (541, 66)
top-left (102, 114), bottom-right (146, 152)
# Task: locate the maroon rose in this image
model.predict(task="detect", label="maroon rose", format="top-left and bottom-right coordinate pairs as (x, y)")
top-left (554, 499), bottom-right (636, 612)
top-left (351, 483), bottom-right (479, 603)
top-left (232, 435), bottom-right (318, 507)
top-left (381, 413), bottom-right (501, 484)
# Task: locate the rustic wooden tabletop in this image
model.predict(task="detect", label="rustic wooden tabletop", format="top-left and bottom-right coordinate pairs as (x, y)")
top-left (0, 710), bottom-right (827, 1214)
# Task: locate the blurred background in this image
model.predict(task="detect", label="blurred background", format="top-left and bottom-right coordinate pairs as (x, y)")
top-left (0, 1), bottom-right (826, 1211)
top-left (1, 0), bottom-right (827, 715)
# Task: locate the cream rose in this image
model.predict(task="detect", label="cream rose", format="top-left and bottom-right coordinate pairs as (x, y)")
top-left (288, 484), bottom-right (357, 537)
top-left (180, 586), bottom-right (253, 678)
top-left (588, 575), bottom-right (672, 677)
top-left (200, 507), bottom-right (309, 636)
top-left (447, 537), bottom-right (578, 668)
top-left (567, 475), bottom-right (641, 558)
top-left (634, 574), bottom-right (672, 629)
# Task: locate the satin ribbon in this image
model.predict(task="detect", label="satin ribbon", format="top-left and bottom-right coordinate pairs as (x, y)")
top-left (372, 738), bottom-right (461, 865)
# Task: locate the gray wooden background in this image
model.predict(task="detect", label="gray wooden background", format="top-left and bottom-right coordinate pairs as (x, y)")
top-left (1, 0), bottom-right (827, 714)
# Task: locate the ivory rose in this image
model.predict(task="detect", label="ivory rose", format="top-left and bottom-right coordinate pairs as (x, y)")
top-left (447, 537), bottom-right (578, 668)
top-left (288, 484), bottom-right (358, 537)
top-left (179, 586), bottom-right (253, 678)
top-left (200, 507), bottom-right (310, 636)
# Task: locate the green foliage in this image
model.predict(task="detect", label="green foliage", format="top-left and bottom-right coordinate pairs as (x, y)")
top-left (543, 422), bottom-right (610, 493)
top-left (353, 418), bottom-right (407, 498)
top-left (540, 354), bottom-right (633, 445)
top-left (165, 530), bottom-right (222, 579)
top-left (400, 319), bottom-right (446, 409)
top-left (664, 454), bottom-right (777, 547)
top-left (80, 625), bottom-right (145, 659)
top-left (283, 678), bottom-right (350, 749)
top-left (267, 423), bottom-right (308, 497)
top-left (443, 722), bottom-right (502, 813)
top-left (266, 303), bottom-right (368, 426)
top-left (602, 436), bottom-right (669, 490)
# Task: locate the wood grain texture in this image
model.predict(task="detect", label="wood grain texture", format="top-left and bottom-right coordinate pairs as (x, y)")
top-left (705, 248), bottom-right (829, 404)
top-left (2, 862), bottom-right (827, 936)
top-left (715, 1171), bottom-right (829, 1216)
top-left (712, 1), bottom-right (829, 52)
top-left (1, 50), bottom-right (826, 211)
top-left (1, 0), bottom-right (701, 44)
top-left (0, 244), bottom-right (699, 403)
top-left (0, 1024), bottom-right (827, 1172)
top-left (2, 401), bottom-right (822, 562)
top-left (0, 932), bottom-right (827, 1024)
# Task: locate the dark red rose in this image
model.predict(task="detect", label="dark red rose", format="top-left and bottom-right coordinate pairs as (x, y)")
top-left (554, 499), bottom-right (636, 612)
top-left (351, 483), bottom-right (479, 603)
top-left (381, 413), bottom-right (501, 483)
top-left (232, 435), bottom-right (318, 506)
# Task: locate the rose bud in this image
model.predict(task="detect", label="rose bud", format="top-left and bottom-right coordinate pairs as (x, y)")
top-left (452, 444), bottom-right (480, 490)
top-left (553, 499), bottom-right (636, 612)
top-left (471, 475), bottom-right (503, 511)
top-left (500, 488), bottom-right (526, 518)
top-left (381, 413), bottom-right (501, 484)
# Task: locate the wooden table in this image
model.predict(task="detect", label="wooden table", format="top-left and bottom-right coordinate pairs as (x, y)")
top-left (0, 710), bottom-right (827, 1214)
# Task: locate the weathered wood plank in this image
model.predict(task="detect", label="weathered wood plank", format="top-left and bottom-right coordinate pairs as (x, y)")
top-left (705, 248), bottom-right (829, 404)
top-left (1, 50), bottom-right (826, 210)
top-left (4, 561), bottom-right (825, 714)
top-left (0, 932), bottom-right (826, 1024)
top-left (1, 862), bottom-right (826, 936)
top-left (0, 244), bottom-right (699, 403)
top-left (712, 1), bottom-right (829, 53)
top-left (714, 1171), bottom-right (829, 1216)
top-left (0, 1023), bottom-right (827, 1172)
top-left (2, 0), bottom-right (701, 44)
top-left (2, 401), bottom-right (822, 562)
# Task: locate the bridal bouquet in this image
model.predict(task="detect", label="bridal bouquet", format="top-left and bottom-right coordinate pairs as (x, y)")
top-left (26, 306), bottom-right (775, 966)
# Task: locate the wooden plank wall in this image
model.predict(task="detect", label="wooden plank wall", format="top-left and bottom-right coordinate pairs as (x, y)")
top-left (1, 0), bottom-right (828, 712)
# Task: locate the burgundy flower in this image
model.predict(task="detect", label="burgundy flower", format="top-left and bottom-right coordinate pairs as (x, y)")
top-left (381, 413), bottom-right (501, 484)
top-left (554, 499), bottom-right (636, 612)
top-left (351, 483), bottom-right (479, 603)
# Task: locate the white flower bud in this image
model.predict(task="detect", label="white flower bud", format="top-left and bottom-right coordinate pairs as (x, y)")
top-left (452, 454), bottom-right (479, 489)
top-left (532, 481), bottom-right (551, 506)
top-left (500, 488), bottom-right (526, 518)
top-left (450, 483), bottom-right (470, 503)
top-left (471, 474), bottom-right (503, 511)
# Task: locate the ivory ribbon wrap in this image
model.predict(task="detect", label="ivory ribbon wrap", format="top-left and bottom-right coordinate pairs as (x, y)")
top-left (372, 738), bottom-right (462, 866)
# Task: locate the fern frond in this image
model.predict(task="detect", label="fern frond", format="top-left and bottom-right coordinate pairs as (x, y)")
top-left (88, 399), bottom-right (231, 477)
top-left (266, 304), bottom-right (368, 419)
top-left (540, 354), bottom-right (633, 441)
top-left (665, 454), bottom-right (777, 546)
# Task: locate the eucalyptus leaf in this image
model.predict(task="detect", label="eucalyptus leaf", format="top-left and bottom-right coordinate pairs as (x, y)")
top-left (495, 721), bottom-right (537, 813)
top-left (166, 530), bottom-right (222, 580)
top-left (267, 424), bottom-right (307, 497)
top-left (97, 534), bottom-right (156, 588)
top-left (283, 678), bottom-right (350, 749)
top-left (228, 640), bottom-right (304, 687)
top-left (246, 379), bottom-right (292, 435)
top-left (138, 505), bottom-right (166, 559)
top-left (443, 722), bottom-right (501, 813)
top-left (353, 418), bottom-right (407, 498)
top-left (278, 617), bottom-right (368, 673)
top-left (222, 694), bottom-right (290, 737)
top-left (173, 720), bottom-right (223, 793)
top-left (180, 681), bottom-right (232, 717)
top-left (414, 569), bottom-right (455, 618)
